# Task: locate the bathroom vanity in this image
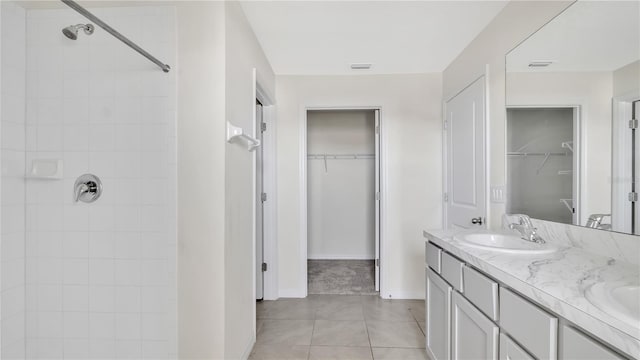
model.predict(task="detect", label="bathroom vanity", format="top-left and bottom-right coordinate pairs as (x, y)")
top-left (423, 227), bottom-right (639, 360)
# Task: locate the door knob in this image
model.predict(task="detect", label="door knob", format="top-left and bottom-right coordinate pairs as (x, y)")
top-left (471, 217), bottom-right (483, 225)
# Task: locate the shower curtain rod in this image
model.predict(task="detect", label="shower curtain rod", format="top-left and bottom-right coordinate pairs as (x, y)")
top-left (61, 0), bottom-right (171, 73)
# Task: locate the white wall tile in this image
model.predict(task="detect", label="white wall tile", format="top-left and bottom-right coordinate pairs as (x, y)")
top-left (115, 287), bottom-right (141, 313)
top-left (89, 259), bottom-right (114, 285)
top-left (63, 285), bottom-right (89, 312)
top-left (89, 314), bottom-right (115, 339)
top-left (21, 6), bottom-right (177, 358)
top-left (89, 285), bottom-right (115, 312)
top-left (115, 314), bottom-right (141, 340)
top-left (63, 338), bottom-right (90, 359)
top-left (63, 312), bottom-right (89, 338)
top-left (63, 259), bottom-right (89, 285)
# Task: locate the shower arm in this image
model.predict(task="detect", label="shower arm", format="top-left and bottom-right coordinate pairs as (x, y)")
top-left (60, 0), bottom-right (171, 73)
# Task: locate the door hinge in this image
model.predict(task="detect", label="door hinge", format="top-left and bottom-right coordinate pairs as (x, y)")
top-left (262, 262), bottom-right (267, 272)
top-left (375, 259), bottom-right (379, 267)
top-left (261, 192), bottom-right (267, 202)
top-left (443, 192), bottom-right (449, 202)
top-left (629, 192), bottom-right (638, 202)
top-left (375, 192), bottom-right (380, 201)
top-left (444, 120), bottom-right (448, 130)
top-left (629, 119), bottom-right (638, 129)
top-left (261, 122), bottom-right (267, 132)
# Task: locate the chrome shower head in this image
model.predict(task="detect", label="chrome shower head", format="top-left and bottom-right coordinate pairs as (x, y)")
top-left (62, 23), bottom-right (94, 40)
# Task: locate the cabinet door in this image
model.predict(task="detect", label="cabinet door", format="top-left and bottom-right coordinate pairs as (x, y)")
top-left (561, 325), bottom-right (623, 359)
top-left (500, 333), bottom-right (535, 360)
top-left (452, 291), bottom-right (499, 360)
top-left (426, 268), bottom-right (452, 360)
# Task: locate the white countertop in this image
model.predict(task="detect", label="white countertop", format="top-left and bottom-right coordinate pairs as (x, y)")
top-left (423, 229), bottom-right (640, 359)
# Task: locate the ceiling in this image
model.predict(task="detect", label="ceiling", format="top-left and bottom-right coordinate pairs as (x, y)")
top-left (507, 1), bottom-right (640, 73)
top-left (240, 1), bottom-right (508, 75)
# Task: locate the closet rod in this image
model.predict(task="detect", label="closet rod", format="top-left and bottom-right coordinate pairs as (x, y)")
top-left (507, 152), bottom-right (567, 156)
top-left (307, 154), bottom-right (375, 160)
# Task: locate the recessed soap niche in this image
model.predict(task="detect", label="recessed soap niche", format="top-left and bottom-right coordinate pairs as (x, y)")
top-left (28, 159), bottom-right (63, 180)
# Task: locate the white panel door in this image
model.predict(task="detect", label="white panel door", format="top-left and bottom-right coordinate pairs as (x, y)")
top-left (452, 291), bottom-right (499, 360)
top-left (446, 76), bottom-right (487, 229)
top-left (374, 109), bottom-right (380, 291)
top-left (426, 268), bottom-right (452, 360)
top-left (256, 101), bottom-right (264, 300)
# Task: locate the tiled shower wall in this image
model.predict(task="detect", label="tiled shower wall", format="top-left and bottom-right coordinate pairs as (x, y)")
top-left (1, 2), bottom-right (27, 359)
top-left (23, 6), bottom-right (177, 359)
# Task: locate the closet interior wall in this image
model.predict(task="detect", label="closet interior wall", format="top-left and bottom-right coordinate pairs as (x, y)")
top-left (307, 110), bottom-right (375, 260)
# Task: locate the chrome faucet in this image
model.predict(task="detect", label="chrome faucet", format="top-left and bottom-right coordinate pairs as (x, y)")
top-left (507, 214), bottom-right (545, 244)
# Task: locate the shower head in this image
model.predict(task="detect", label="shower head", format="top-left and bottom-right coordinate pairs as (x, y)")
top-left (62, 23), bottom-right (94, 40)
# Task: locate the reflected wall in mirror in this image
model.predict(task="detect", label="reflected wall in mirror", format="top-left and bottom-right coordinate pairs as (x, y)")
top-left (506, 1), bottom-right (640, 235)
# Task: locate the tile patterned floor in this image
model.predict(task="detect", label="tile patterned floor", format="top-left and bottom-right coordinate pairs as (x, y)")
top-left (251, 295), bottom-right (427, 360)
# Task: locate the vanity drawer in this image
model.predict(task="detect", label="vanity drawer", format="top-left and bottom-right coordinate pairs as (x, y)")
top-left (463, 265), bottom-right (499, 321)
top-left (500, 333), bottom-right (535, 360)
top-left (425, 242), bottom-right (442, 273)
top-left (500, 287), bottom-right (558, 360)
top-left (441, 252), bottom-right (464, 292)
top-left (561, 325), bottom-right (624, 359)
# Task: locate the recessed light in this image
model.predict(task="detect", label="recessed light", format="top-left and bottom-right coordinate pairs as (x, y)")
top-left (528, 61), bottom-right (554, 68)
top-left (350, 63), bottom-right (372, 70)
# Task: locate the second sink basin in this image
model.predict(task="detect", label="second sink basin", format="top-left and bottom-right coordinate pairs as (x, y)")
top-left (456, 232), bottom-right (558, 255)
top-left (586, 282), bottom-right (640, 328)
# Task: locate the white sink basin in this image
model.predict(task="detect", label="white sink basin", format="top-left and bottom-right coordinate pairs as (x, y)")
top-left (456, 233), bottom-right (558, 255)
top-left (586, 282), bottom-right (640, 328)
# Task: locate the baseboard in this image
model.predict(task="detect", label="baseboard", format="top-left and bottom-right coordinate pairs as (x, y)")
top-left (278, 287), bottom-right (305, 298)
top-left (307, 255), bottom-right (375, 260)
top-left (380, 289), bottom-right (425, 300)
top-left (240, 334), bottom-right (256, 360)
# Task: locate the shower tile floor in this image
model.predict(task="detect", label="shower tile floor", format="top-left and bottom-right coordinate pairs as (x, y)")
top-left (252, 295), bottom-right (427, 359)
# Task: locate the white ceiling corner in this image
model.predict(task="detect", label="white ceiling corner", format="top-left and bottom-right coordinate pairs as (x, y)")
top-left (240, 1), bottom-right (508, 75)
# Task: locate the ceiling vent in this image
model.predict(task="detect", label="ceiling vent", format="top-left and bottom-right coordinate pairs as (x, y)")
top-left (350, 63), bottom-right (372, 70)
top-left (528, 61), bottom-right (554, 68)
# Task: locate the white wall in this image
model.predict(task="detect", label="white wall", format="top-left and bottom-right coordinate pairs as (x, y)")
top-left (176, 2), bottom-right (275, 358)
top-left (307, 110), bottom-right (375, 260)
top-left (1, 2), bottom-right (27, 358)
top-left (443, 1), bottom-right (573, 229)
top-left (24, 6), bottom-right (177, 359)
top-left (223, 2), bottom-right (275, 359)
top-left (507, 71), bottom-right (613, 225)
top-left (613, 60), bottom-right (640, 97)
top-left (176, 3), bottom-right (226, 359)
top-left (276, 74), bottom-right (442, 299)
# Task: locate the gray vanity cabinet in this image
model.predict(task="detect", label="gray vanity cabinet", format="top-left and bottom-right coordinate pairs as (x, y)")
top-left (426, 267), bottom-right (451, 360)
top-left (560, 325), bottom-right (624, 359)
top-left (451, 291), bottom-right (499, 360)
top-left (500, 333), bottom-right (535, 360)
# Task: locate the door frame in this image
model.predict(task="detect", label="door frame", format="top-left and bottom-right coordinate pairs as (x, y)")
top-left (442, 73), bottom-right (489, 229)
top-left (299, 105), bottom-right (387, 298)
top-left (505, 105), bottom-right (582, 225)
top-left (612, 90), bottom-right (640, 233)
top-left (252, 69), bottom-right (278, 307)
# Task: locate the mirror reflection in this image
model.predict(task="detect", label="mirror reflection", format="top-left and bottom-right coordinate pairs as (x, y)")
top-left (506, 1), bottom-right (640, 234)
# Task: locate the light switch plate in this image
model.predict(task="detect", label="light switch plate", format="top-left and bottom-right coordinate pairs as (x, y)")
top-left (490, 186), bottom-right (506, 203)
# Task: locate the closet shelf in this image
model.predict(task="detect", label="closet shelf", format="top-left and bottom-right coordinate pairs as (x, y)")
top-left (307, 154), bottom-right (375, 160)
top-left (226, 121), bottom-right (260, 151)
top-left (561, 141), bottom-right (574, 152)
top-left (560, 199), bottom-right (573, 212)
top-left (557, 170), bottom-right (572, 175)
top-left (507, 152), bottom-right (567, 156)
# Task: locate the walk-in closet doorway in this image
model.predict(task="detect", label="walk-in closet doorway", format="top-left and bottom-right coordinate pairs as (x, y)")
top-left (302, 109), bottom-right (382, 295)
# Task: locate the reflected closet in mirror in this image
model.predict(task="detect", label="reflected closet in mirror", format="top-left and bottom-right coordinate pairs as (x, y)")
top-left (506, 1), bottom-right (640, 235)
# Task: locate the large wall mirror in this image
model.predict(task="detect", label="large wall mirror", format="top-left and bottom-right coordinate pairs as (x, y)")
top-left (506, 1), bottom-right (640, 235)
